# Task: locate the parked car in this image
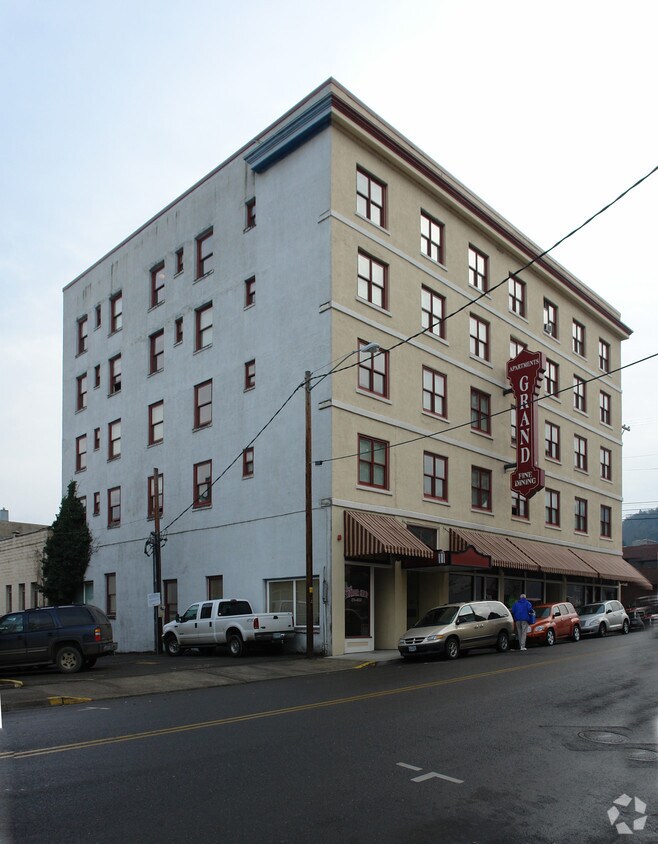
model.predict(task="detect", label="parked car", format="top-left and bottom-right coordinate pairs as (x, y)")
top-left (398, 601), bottom-right (514, 660)
top-left (526, 602), bottom-right (580, 646)
top-left (577, 600), bottom-right (629, 637)
top-left (0, 605), bottom-right (117, 673)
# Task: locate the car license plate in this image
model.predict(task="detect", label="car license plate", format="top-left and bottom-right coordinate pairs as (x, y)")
top-left (273, 632), bottom-right (283, 640)
top-left (408, 645), bottom-right (417, 652)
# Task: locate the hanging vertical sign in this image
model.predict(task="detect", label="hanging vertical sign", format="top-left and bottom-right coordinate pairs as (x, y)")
top-left (506, 348), bottom-right (546, 499)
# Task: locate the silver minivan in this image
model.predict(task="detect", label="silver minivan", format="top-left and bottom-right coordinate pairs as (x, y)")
top-left (398, 601), bottom-right (514, 660)
top-left (578, 600), bottom-right (630, 637)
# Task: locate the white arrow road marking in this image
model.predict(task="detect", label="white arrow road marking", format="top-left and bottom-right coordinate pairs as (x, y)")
top-left (412, 771), bottom-right (464, 785)
top-left (397, 763), bottom-right (463, 784)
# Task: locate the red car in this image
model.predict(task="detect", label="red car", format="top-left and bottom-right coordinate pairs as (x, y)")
top-left (526, 602), bottom-right (580, 646)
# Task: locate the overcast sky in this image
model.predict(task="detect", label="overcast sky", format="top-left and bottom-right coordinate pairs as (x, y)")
top-left (1, 0), bottom-right (656, 528)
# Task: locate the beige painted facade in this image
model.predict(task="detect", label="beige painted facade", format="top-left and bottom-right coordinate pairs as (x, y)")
top-left (320, 81), bottom-right (636, 653)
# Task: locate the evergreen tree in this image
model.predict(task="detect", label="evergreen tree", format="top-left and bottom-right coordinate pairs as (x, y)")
top-left (40, 481), bottom-right (93, 604)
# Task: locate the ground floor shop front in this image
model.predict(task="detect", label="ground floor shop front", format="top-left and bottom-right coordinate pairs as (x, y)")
top-left (333, 510), bottom-right (651, 655)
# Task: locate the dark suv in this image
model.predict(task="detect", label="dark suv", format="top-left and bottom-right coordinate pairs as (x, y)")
top-left (0, 605), bottom-right (117, 673)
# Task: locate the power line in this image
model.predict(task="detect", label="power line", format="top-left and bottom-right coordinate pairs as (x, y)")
top-left (315, 352), bottom-right (658, 466)
top-left (318, 164), bottom-right (658, 382)
top-left (153, 165), bottom-right (658, 538)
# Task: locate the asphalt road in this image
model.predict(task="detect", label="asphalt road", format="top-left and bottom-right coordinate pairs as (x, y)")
top-left (0, 632), bottom-right (656, 844)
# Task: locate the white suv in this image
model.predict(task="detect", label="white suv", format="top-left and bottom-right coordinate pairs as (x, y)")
top-left (578, 600), bottom-right (629, 637)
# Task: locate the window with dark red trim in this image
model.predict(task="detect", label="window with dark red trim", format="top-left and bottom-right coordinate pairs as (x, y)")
top-left (245, 276), bottom-right (256, 308)
top-left (150, 262), bottom-right (165, 308)
top-left (175, 248), bottom-right (184, 275)
top-left (423, 452), bottom-right (447, 501)
top-left (600, 505), bottom-right (612, 538)
top-left (469, 314), bottom-right (490, 361)
top-left (110, 292), bottom-right (122, 333)
top-left (77, 315), bottom-right (88, 355)
top-left (600, 446), bottom-right (612, 480)
top-left (545, 488), bottom-right (560, 526)
top-left (574, 497), bottom-right (588, 533)
top-left (357, 340), bottom-right (388, 398)
top-left (422, 366), bottom-right (447, 418)
top-left (195, 303), bottom-right (212, 350)
top-left (194, 380), bottom-right (212, 429)
top-left (470, 388), bottom-right (491, 434)
top-left (149, 329), bottom-right (164, 374)
top-left (358, 435), bottom-right (389, 489)
top-left (543, 298), bottom-right (558, 337)
top-left (109, 354), bottom-right (121, 394)
top-left (574, 435), bottom-right (588, 471)
top-left (76, 373), bottom-right (87, 411)
top-left (468, 246), bottom-right (488, 292)
top-left (508, 275), bottom-right (526, 317)
top-left (193, 461), bottom-right (212, 508)
top-left (148, 401), bottom-right (164, 445)
top-left (545, 422), bottom-right (560, 461)
top-left (357, 251), bottom-right (387, 309)
top-left (600, 391), bottom-right (611, 425)
top-left (545, 359), bottom-right (559, 397)
top-left (244, 359), bottom-right (256, 390)
top-left (245, 198), bottom-right (256, 230)
top-left (108, 419), bottom-right (121, 460)
top-left (512, 491), bottom-right (529, 520)
top-left (420, 211), bottom-right (444, 264)
top-left (598, 338), bottom-right (610, 372)
top-left (107, 488), bottom-right (121, 527)
top-left (572, 320), bottom-right (586, 356)
top-left (75, 434), bottom-right (87, 472)
top-left (421, 285), bottom-right (445, 338)
top-left (471, 466), bottom-right (492, 511)
top-left (148, 471), bottom-right (163, 519)
top-left (242, 447), bottom-right (254, 478)
top-left (573, 375), bottom-right (586, 412)
top-left (105, 573), bottom-right (117, 616)
top-left (356, 167), bottom-right (386, 227)
top-left (196, 228), bottom-right (213, 278)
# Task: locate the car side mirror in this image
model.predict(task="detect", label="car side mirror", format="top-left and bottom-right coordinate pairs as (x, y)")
top-left (606, 608), bottom-right (613, 614)
top-left (175, 614), bottom-right (181, 623)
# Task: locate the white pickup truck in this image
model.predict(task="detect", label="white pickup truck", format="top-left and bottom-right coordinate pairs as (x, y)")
top-left (162, 598), bottom-right (295, 657)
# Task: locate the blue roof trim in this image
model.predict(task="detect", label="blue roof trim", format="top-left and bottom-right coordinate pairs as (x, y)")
top-left (245, 93), bottom-right (333, 173)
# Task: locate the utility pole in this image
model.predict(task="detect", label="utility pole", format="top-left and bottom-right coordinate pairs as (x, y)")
top-left (304, 371), bottom-right (314, 658)
top-left (152, 468), bottom-right (163, 654)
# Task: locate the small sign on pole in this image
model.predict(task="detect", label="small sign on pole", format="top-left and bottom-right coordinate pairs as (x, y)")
top-left (147, 592), bottom-right (161, 608)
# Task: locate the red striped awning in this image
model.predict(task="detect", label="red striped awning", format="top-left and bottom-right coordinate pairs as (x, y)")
top-left (450, 528), bottom-right (539, 571)
top-left (571, 549), bottom-right (653, 587)
top-left (344, 511), bottom-right (434, 561)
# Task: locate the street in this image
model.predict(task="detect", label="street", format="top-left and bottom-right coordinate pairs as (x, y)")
top-left (0, 632), bottom-right (655, 843)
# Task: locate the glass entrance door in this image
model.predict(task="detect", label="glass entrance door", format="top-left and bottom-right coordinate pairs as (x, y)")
top-left (344, 564), bottom-right (373, 652)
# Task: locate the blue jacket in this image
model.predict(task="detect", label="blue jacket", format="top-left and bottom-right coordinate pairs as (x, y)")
top-left (512, 597), bottom-right (535, 623)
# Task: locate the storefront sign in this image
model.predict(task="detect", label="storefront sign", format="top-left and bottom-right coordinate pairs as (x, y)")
top-left (506, 349), bottom-right (546, 499)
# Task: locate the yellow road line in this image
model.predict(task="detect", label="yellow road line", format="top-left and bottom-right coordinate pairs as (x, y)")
top-left (5, 654), bottom-right (579, 760)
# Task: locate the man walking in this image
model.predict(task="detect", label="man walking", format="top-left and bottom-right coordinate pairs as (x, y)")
top-left (511, 594), bottom-right (535, 650)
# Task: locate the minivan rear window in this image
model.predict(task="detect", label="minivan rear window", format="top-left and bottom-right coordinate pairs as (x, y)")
top-left (56, 606), bottom-right (94, 627)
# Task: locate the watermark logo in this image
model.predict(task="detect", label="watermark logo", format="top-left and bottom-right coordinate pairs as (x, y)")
top-left (607, 794), bottom-right (648, 835)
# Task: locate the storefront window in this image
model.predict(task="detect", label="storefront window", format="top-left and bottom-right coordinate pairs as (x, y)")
top-left (345, 565), bottom-right (371, 637)
top-left (474, 575), bottom-right (499, 601)
top-left (566, 583), bottom-right (585, 608)
top-left (602, 584), bottom-right (618, 601)
top-left (449, 574), bottom-right (472, 603)
top-left (525, 580), bottom-right (543, 602)
top-left (504, 578), bottom-right (524, 609)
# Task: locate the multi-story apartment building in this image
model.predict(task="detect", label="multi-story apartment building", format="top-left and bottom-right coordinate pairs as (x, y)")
top-left (62, 79), bottom-right (649, 653)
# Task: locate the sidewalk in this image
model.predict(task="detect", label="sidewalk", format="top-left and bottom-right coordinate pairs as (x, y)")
top-left (0, 650), bottom-right (400, 713)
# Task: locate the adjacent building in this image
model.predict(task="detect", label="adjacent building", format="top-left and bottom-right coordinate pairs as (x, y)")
top-left (0, 510), bottom-right (49, 613)
top-left (62, 79), bottom-right (650, 653)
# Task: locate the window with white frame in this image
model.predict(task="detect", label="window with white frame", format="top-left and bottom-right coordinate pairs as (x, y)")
top-left (267, 577), bottom-right (320, 627)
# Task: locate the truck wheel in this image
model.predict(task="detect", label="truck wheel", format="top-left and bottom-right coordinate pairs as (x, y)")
top-left (227, 632), bottom-right (245, 658)
top-left (56, 646), bottom-right (83, 674)
top-left (164, 634), bottom-right (181, 656)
